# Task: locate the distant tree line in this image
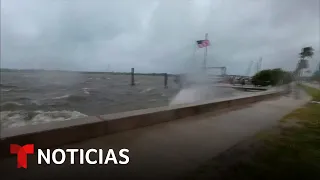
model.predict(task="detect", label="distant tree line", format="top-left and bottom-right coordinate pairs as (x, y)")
top-left (0, 68), bottom-right (177, 76)
top-left (251, 68), bottom-right (293, 86)
top-left (251, 46), bottom-right (318, 86)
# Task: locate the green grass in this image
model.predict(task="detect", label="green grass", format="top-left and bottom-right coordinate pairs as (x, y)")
top-left (298, 83), bottom-right (320, 101)
top-left (189, 85), bottom-right (320, 180)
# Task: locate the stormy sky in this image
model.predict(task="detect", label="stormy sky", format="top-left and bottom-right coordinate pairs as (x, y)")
top-left (1, 0), bottom-right (319, 75)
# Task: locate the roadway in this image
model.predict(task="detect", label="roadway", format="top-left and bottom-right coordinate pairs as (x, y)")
top-left (0, 87), bottom-right (310, 180)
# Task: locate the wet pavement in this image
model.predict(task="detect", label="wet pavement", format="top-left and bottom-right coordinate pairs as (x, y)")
top-left (0, 87), bottom-right (310, 180)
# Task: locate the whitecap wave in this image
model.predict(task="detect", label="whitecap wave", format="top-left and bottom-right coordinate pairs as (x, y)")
top-left (0, 110), bottom-right (88, 128)
top-left (140, 87), bottom-right (155, 93)
top-left (0, 102), bottom-right (24, 111)
top-left (1, 88), bottom-right (12, 92)
top-left (0, 83), bottom-right (18, 88)
top-left (51, 94), bottom-right (87, 102)
top-left (1, 102), bottom-right (23, 106)
top-left (52, 95), bottom-right (70, 100)
top-left (82, 88), bottom-right (90, 95)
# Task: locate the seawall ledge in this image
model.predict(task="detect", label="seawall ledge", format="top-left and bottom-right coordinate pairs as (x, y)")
top-left (0, 89), bottom-right (287, 159)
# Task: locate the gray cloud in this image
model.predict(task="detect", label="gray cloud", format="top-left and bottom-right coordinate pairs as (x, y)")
top-left (1, 0), bottom-right (319, 74)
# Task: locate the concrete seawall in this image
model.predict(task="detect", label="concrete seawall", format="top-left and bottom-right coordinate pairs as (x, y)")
top-left (0, 89), bottom-right (287, 159)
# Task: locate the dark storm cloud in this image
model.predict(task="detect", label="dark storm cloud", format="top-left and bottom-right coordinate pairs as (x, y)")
top-left (1, 0), bottom-right (319, 74)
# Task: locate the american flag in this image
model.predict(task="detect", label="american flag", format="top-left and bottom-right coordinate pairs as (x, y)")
top-left (196, 40), bottom-right (210, 48)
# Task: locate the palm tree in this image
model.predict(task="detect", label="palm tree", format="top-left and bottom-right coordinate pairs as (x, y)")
top-left (295, 46), bottom-right (315, 81)
top-left (300, 46), bottom-right (314, 60)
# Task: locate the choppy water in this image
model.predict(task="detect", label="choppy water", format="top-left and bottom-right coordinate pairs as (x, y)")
top-left (1, 71), bottom-right (248, 128)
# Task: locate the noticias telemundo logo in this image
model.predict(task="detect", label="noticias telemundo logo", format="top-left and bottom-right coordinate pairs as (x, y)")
top-left (10, 144), bottom-right (130, 168)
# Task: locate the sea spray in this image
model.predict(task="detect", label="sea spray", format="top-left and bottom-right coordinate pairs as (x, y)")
top-left (169, 85), bottom-right (211, 105)
top-left (169, 69), bottom-right (214, 105)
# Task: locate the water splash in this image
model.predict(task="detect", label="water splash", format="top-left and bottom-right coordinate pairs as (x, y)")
top-left (1, 110), bottom-right (87, 128)
top-left (169, 70), bottom-right (214, 105)
top-left (169, 85), bottom-right (211, 105)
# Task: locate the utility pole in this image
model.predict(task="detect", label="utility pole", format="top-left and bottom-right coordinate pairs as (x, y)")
top-left (258, 57), bottom-right (262, 72)
top-left (256, 57), bottom-right (262, 73)
top-left (246, 60), bottom-right (254, 76)
top-left (203, 33), bottom-right (208, 71)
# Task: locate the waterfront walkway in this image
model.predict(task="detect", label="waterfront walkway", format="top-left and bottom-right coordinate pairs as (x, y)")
top-left (0, 89), bottom-right (310, 180)
top-left (213, 83), bottom-right (268, 91)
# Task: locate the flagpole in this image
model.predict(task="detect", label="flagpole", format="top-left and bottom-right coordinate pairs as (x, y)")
top-left (193, 41), bottom-right (197, 61)
top-left (203, 33), bottom-right (208, 71)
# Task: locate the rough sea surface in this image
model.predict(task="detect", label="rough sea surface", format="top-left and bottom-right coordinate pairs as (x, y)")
top-left (1, 71), bottom-right (250, 129)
